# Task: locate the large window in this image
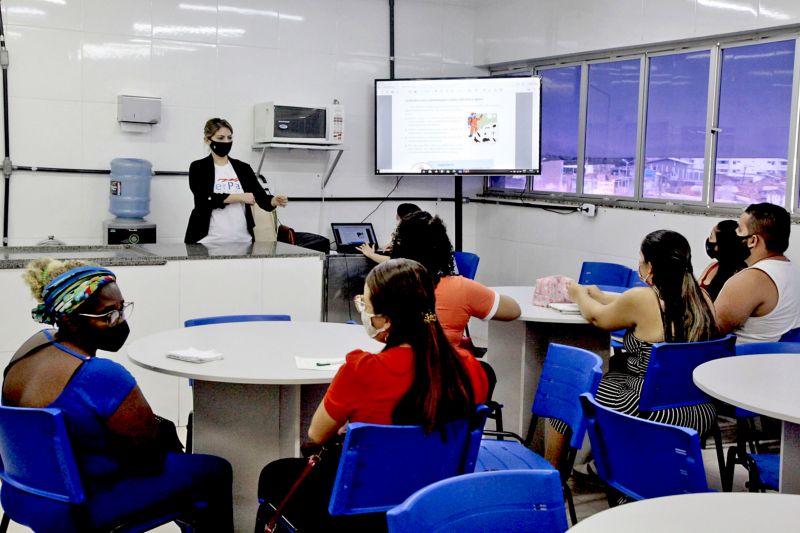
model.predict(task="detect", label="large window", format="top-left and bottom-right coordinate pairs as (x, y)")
top-left (643, 51), bottom-right (710, 201)
top-left (488, 33), bottom-right (800, 214)
top-left (714, 40), bottom-right (795, 206)
top-left (536, 66), bottom-right (581, 193)
top-left (584, 59), bottom-right (640, 197)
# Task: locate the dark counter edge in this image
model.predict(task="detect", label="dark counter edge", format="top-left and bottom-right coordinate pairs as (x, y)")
top-left (0, 242), bottom-right (323, 269)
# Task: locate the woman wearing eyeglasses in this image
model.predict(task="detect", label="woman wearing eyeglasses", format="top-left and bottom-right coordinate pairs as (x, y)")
top-left (2, 258), bottom-right (233, 533)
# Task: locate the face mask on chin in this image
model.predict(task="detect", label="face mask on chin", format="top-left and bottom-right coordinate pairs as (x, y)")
top-left (209, 140), bottom-right (232, 157)
top-left (361, 309), bottom-right (388, 340)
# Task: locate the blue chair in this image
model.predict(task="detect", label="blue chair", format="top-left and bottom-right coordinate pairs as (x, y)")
top-left (638, 334), bottom-right (736, 484)
top-left (626, 268), bottom-right (648, 288)
top-left (779, 327), bottom-right (800, 342)
top-left (329, 405), bottom-right (489, 516)
top-left (578, 261), bottom-right (631, 286)
top-left (184, 314), bottom-right (291, 453)
top-left (386, 470), bottom-right (569, 533)
top-left (581, 393), bottom-right (709, 501)
top-left (475, 343), bottom-right (603, 525)
top-left (578, 262), bottom-right (635, 351)
top-left (0, 406), bottom-right (198, 533)
top-left (255, 406), bottom-right (489, 532)
top-left (453, 251), bottom-right (480, 280)
top-left (183, 314), bottom-right (291, 327)
top-left (722, 342), bottom-right (800, 492)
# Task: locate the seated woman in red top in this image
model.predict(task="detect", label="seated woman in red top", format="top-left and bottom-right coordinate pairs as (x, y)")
top-left (390, 211), bottom-right (520, 347)
top-left (257, 258), bottom-right (488, 532)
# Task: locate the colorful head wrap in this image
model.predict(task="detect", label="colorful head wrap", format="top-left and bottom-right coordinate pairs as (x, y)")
top-left (32, 266), bottom-right (116, 325)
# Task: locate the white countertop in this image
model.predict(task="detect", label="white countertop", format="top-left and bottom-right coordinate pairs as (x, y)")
top-left (126, 321), bottom-right (383, 385)
top-left (693, 353), bottom-right (800, 424)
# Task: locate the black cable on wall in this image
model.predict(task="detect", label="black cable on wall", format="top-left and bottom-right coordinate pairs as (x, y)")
top-left (0, 0), bottom-right (11, 246)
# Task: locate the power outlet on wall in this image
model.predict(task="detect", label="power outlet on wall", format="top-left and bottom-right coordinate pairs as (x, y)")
top-left (580, 203), bottom-right (597, 217)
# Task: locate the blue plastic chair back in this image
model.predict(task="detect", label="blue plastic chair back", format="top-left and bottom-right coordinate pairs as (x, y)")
top-left (578, 262), bottom-right (630, 286)
top-left (386, 470), bottom-right (568, 533)
top-left (779, 327), bottom-right (800, 342)
top-left (184, 314), bottom-right (291, 327)
top-left (626, 268), bottom-right (648, 288)
top-left (328, 405), bottom-right (489, 516)
top-left (638, 334), bottom-right (736, 412)
top-left (532, 344), bottom-right (603, 449)
top-left (0, 406), bottom-right (85, 505)
top-left (581, 394), bottom-right (709, 500)
top-left (453, 252), bottom-right (480, 280)
top-left (735, 341), bottom-right (800, 355)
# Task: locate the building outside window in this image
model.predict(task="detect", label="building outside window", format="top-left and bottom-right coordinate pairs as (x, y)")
top-left (584, 59), bottom-right (640, 197)
top-left (714, 39), bottom-right (795, 206)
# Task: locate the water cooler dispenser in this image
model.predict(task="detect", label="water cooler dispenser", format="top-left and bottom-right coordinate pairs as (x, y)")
top-left (103, 158), bottom-right (157, 244)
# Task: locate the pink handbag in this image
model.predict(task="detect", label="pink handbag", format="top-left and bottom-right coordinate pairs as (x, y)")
top-left (533, 275), bottom-right (574, 307)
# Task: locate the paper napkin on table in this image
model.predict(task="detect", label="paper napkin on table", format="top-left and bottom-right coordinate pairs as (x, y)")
top-left (166, 347), bottom-right (223, 363)
top-left (295, 357), bottom-right (346, 370)
top-left (548, 302), bottom-right (581, 314)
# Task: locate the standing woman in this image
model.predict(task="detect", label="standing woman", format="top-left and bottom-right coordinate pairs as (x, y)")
top-left (184, 118), bottom-right (288, 244)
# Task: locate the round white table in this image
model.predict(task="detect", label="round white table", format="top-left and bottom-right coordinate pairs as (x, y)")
top-left (488, 287), bottom-right (610, 448)
top-left (569, 492), bottom-right (800, 532)
top-left (694, 353), bottom-right (800, 494)
top-left (127, 321), bottom-right (382, 533)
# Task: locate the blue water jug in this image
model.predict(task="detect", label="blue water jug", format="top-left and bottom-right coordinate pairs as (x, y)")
top-left (109, 158), bottom-right (152, 219)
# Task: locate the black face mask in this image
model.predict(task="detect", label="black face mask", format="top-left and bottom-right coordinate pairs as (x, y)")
top-left (209, 140), bottom-right (232, 157)
top-left (94, 320), bottom-right (130, 352)
top-left (737, 234), bottom-right (753, 262)
top-left (705, 238), bottom-right (717, 260)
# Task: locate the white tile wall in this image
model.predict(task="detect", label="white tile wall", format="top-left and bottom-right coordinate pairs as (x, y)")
top-left (217, 0), bottom-right (280, 48)
top-left (475, 0), bottom-right (800, 65)
top-left (83, 0), bottom-right (153, 38)
top-left (0, 0), bottom-right (480, 246)
top-left (6, 0), bottom-right (83, 31)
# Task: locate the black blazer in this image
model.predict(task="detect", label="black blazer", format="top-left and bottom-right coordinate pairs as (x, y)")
top-left (184, 155), bottom-right (275, 244)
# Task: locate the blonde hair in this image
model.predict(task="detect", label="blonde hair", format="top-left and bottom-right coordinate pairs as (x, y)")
top-left (22, 258), bottom-right (91, 302)
top-left (203, 118), bottom-right (233, 142)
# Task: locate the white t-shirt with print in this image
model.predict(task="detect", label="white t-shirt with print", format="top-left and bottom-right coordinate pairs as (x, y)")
top-left (199, 162), bottom-right (252, 244)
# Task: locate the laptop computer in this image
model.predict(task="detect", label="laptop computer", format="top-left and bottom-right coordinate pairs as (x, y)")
top-left (331, 222), bottom-right (378, 253)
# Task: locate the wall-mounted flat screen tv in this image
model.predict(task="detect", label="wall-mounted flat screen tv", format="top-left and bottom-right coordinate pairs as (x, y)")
top-left (375, 76), bottom-right (541, 175)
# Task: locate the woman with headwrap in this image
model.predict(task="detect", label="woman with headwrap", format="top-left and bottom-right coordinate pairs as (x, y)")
top-left (2, 258), bottom-right (233, 533)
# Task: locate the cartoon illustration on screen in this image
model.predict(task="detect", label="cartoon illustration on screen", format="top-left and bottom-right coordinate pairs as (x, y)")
top-left (467, 113), bottom-right (497, 143)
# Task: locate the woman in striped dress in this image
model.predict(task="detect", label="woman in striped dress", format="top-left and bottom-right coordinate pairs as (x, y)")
top-left (553, 230), bottom-right (719, 458)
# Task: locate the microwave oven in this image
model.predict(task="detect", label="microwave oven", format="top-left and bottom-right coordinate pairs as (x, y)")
top-left (253, 102), bottom-right (343, 145)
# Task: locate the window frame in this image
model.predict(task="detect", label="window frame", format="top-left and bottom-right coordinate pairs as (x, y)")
top-left (484, 30), bottom-right (800, 217)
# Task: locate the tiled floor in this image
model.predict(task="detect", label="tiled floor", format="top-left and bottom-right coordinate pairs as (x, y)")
top-left (0, 429), bottom-right (776, 532)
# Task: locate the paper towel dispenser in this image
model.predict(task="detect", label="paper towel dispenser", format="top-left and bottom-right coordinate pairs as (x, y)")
top-left (117, 95), bottom-right (161, 124)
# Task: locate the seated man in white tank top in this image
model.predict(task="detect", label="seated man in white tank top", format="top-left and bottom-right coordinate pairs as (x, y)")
top-left (715, 203), bottom-right (800, 344)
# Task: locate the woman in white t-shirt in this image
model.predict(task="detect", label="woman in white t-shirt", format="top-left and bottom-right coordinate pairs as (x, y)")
top-left (184, 118), bottom-right (288, 244)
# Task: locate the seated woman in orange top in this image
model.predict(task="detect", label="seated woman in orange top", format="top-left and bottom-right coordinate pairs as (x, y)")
top-left (390, 211), bottom-right (520, 346)
top-left (257, 258), bottom-right (488, 532)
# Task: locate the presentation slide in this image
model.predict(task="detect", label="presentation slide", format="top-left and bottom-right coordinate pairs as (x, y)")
top-left (375, 77), bottom-right (541, 175)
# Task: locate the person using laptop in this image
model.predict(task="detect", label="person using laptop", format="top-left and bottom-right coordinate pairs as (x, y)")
top-left (356, 203), bottom-right (420, 262)
top-left (184, 118), bottom-right (288, 244)
top-left (389, 211), bottom-right (521, 346)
